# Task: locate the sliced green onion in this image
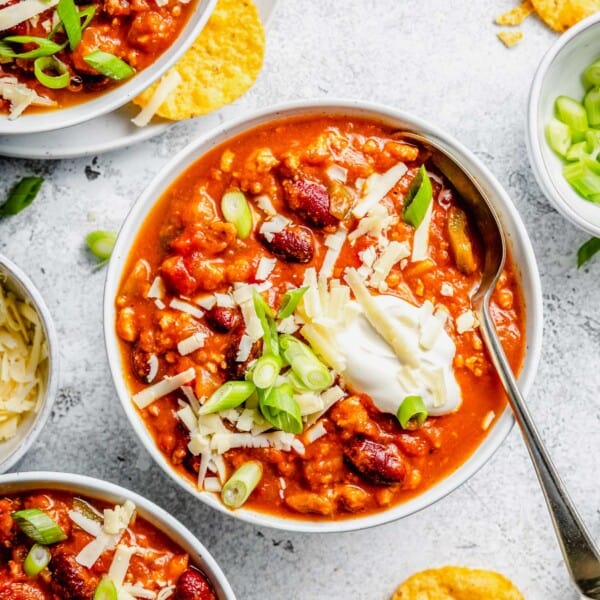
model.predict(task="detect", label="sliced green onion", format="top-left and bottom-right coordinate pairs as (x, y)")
top-left (277, 286), bottom-right (308, 319)
top-left (258, 383), bottom-right (303, 434)
top-left (57, 0), bottom-right (82, 50)
top-left (565, 140), bottom-right (590, 162)
top-left (545, 118), bottom-right (572, 157)
top-left (11, 509), bottom-right (67, 545)
top-left (563, 160), bottom-right (600, 198)
top-left (577, 237), bottom-right (600, 268)
top-left (199, 381), bottom-right (255, 415)
top-left (253, 290), bottom-right (279, 357)
top-left (34, 56), bottom-right (70, 89)
top-left (397, 395), bottom-right (428, 429)
top-left (251, 354), bottom-right (282, 389)
top-left (49, 5), bottom-right (96, 40)
top-left (0, 36), bottom-right (63, 59)
top-left (555, 95), bottom-right (588, 133)
top-left (85, 230), bottom-right (117, 263)
top-left (0, 177), bottom-right (43, 217)
top-left (582, 59), bottom-right (600, 90)
top-left (83, 50), bottom-right (134, 80)
top-left (221, 190), bottom-right (252, 239)
top-left (221, 460), bottom-right (263, 508)
top-left (584, 87), bottom-right (600, 126)
top-left (279, 334), bottom-right (333, 392)
top-left (23, 544), bottom-right (51, 576)
top-left (403, 164), bottom-right (433, 228)
top-left (94, 577), bottom-right (118, 600)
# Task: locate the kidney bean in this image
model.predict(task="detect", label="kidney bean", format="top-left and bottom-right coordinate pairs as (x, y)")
top-left (205, 306), bottom-right (241, 333)
top-left (131, 346), bottom-right (152, 381)
top-left (261, 224), bottom-right (314, 263)
top-left (224, 332), bottom-right (260, 380)
top-left (49, 552), bottom-right (98, 600)
top-left (174, 568), bottom-right (217, 600)
top-left (283, 179), bottom-right (339, 228)
top-left (343, 437), bottom-right (407, 486)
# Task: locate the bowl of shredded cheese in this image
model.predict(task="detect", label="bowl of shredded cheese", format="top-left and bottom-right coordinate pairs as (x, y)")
top-left (0, 254), bottom-right (58, 473)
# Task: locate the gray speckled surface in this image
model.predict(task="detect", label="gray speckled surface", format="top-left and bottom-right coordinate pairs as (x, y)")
top-left (1, 1), bottom-right (600, 598)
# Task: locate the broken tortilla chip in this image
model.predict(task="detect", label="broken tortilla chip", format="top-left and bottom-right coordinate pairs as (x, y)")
top-left (496, 1), bottom-right (535, 25)
top-left (391, 566), bottom-right (524, 600)
top-left (498, 30), bottom-right (524, 46)
top-left (531, 0), bottom-right (600, 31)
top-left (134, 0), bottom-right (265, 120)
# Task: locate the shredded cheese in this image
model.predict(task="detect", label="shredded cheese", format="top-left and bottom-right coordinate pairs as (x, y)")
top-left (0, 0), bottom-right (59, 32)
top-left (352, 162), bottom-right (408, 218)
top-left (133, 368), bottom-right (196, 409)
top-left (0, 280), bottom-right (47, 442)
top-left (177, 331), bottom-right (207, 356)
top-left (169, 298), bottom-right (204, 319)
top-left (255, 257), bottom-right (276, 282)
top-left (132, 70), bottom-right (182, 127)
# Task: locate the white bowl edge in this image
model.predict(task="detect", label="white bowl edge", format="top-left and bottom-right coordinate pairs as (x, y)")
top-left (103, 99), bottom-right (544, 533)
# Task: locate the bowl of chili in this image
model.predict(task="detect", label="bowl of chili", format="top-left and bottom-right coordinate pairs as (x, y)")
top-left (0, 253), bottom-right (59, 474)
top-left (0, 0), bottom-right (216, 134)
top-left (104, 100), bottom-right (543, 532)
top-left (0, 470), bottom-right (236, 598)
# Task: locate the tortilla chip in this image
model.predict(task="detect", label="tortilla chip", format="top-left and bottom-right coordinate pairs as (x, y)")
top-left (496, 1), bottom-right (535, 25)
top-left (391, 566), bottom-right (524, 600)
top-left (531, 0), bottom-right (600, 31)
top-left (134, 0), bottom-right (265, 120)
top-left (497, 30), bottom-right (524, 46)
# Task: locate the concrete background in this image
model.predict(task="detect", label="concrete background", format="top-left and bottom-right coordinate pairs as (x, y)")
top-left (1, 1), bottom-right (599, 598)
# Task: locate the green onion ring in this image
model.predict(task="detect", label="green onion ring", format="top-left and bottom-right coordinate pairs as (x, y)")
top-left (403, 164), bottom-right (433, 229)
top-left (259, 383), bottom-right (303, 434)
top-left (221, 190), bottom-right (253, 239)
top-left (397, 395), bottom-right (428, 430)
top-left (23, 544), bottom-right (51, 576)
top-left (221, 461), bottom-right (263, 509)
top-left (57, 0), bottom-right (82, 50)
top-left (277, 286), bottom-right (308, 319)
top-left (34, 56), bottom-right (70, 90)
top-left (93, 577), bottom-right (118, 600)
top-left (83, 50), bottom-right (134, 81)
top-left (199, 381), bottom-right (256, 415)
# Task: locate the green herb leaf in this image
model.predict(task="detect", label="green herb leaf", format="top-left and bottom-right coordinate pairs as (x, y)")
top-left (577, 237), bottom-right (600, 268)
top-left (0, 177), bottom-right (43, 216)
top-left (85, 230), bottom-right (117, 264)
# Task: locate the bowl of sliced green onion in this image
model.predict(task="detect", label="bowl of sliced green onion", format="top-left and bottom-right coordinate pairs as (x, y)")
top-left (527, 11), bottom-right (600, 237)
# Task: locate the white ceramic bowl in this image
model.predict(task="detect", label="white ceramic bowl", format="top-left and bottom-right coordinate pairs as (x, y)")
top-left (0, 0), bottom-right (216, 135)
top-left (527, 12), bottom-right (600, 237)
top-left (0, 471), bottom-right (236, 599)
top-left (104, 100), bottom-right (543, 533)
top-left (0, 254), bottom-right (59, 473)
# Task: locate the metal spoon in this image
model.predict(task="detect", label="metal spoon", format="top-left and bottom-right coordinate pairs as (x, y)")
top-left (402, 131), bottom-right (600, 599)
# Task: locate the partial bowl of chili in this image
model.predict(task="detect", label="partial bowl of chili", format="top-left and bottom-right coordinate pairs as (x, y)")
top-left (0, 471), bottom-right (236, 598)
top-left (0, 0), bottom-right (216, 134)
top-left (0, 254), bottom-right (59, 474)
top-left (104, 100), bottom-right (543, 532)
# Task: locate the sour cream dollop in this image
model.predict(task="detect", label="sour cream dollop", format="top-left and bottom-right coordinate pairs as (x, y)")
top-left (335, 295), bottom-right (462, 416)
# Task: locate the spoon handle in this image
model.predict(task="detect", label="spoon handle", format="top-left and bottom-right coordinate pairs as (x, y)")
top-left (479, 304), bottom-right (600, 591)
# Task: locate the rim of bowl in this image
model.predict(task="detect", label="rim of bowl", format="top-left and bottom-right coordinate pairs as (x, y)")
top-left (526, 11), bottom-right (600, 237)
top-left (0, 0), bottom-right (217, 136)
top-left (0, 254), bottom-right (59, 474)
top-left (103, 99), bottom-right (544, 533)
top-left (0, 470), bottom-right (237, 599)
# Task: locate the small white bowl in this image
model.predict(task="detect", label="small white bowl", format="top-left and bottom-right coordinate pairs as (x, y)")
top-left (0, 254), bottom-right (59, 473)
top-left (527, 12), bottom-right (600, 237)
top-left (104, 100), bottom-right (543, 533)
top-left (0, 0), bottom-right (216, 135)
top-left (0, 471), bottom-right (236, 599)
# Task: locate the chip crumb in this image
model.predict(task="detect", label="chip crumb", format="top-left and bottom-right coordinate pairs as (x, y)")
top-left (531, 0), bottom-right (600, 32)
top-left (134, 0), bottom-right (265, 120)
top-left (392, 566), bottom-right (524, 600)
top-left (497, 30), bottom-right (524, 47)
top-left (495, 1), bottom-right (535, 25)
